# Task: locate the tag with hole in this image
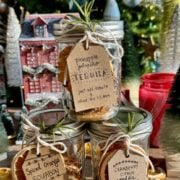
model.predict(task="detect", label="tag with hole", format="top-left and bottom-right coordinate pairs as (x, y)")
top-left (108, 149), bottom-right (148, 180)
top-left (22, 146), bottom-right (66, 180)
top-left (67, 43), bottom-right (117, 112)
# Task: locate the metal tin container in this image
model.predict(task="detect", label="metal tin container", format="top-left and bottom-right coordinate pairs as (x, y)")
top-left (88, 106), bottom-right (152, 179)
top-left (22, 109), bottom-right (86, 180)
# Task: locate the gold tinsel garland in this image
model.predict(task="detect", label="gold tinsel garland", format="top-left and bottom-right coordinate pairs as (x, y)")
top-left (161, 0), bottom-right (180, 52)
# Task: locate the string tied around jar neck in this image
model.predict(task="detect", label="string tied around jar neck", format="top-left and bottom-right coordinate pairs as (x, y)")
top-left (98, 132), bottom-right (165, 179)
top-left (78, 30), bottom-right (124, 61)
top-left (21, 113), bottom-right (67, 156)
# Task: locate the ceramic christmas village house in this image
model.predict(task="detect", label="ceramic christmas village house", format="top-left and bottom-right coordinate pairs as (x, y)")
top-left (19, 14), bottom-right (68, 106)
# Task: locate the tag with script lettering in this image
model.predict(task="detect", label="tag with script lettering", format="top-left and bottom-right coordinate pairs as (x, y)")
top-left (108, 150), bottom-right (148, 180)
top-left (67, 43), bottom-right (117, 112)
top-left (22, 147), bottom-right (66, 180)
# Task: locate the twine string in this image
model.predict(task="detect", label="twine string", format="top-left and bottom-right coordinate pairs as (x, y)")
top-left (79, 30), bottom-right (124, 61)
top-left (98, 132), bottom-right (155, 172)
top-left (58, 17), bottom-right (124, 61)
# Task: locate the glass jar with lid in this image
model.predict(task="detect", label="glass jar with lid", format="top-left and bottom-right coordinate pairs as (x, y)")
top-left (87, 106), bottom-right (152, 179)
top-left (22, 109), bottom-right (86, 180)
top-left (54, 20), bottom-right (124, 121)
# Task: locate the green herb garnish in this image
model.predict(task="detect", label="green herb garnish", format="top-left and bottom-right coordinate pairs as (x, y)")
top-left (113, 112), bottom-right (143, 134)
top-left (67, 0), bottom-right (99, 32)
top-left (40, 113), bottom-right (73, 142)
top-left (127, 112), bottom-right (143, 132)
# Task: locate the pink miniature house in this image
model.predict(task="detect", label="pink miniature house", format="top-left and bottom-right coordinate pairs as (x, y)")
top-left (19, 14), bottom-right (67, 106)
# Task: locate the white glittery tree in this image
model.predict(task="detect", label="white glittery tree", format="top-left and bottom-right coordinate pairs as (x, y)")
top-left (160, 4), bottom-right (180, 73)
top-left (5, 7), bottom-right (22, 87)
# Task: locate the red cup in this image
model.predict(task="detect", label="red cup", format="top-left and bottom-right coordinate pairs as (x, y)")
top-left (139, 72), bottom-right (175, 147)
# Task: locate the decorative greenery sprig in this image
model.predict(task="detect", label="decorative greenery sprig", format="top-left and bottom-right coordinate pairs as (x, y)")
top-left (127, 112), bottom-right (143, 132)
top-left (40, 113), bottom-right (73, 140)
top-left (67, 0), bottom-right (99, 32)
top-left (113, 112), bottom-right (143, 134)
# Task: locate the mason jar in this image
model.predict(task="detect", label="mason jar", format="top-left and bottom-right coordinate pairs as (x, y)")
top-left (54, 20), bottom-right (124, 121)
top-left (87, 106), bottom-right (152, 179)
top-left (22, 109), bottom-right (86, 180)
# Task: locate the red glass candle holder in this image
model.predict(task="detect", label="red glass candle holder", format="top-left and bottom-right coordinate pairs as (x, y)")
top-left (139, 72), bottom-right (175, 147)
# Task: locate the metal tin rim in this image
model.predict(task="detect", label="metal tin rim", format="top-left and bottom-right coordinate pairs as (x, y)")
top-left (88, 106), bottom-right (152, 138)
top-left (27, 108), bottom-right (86, 138)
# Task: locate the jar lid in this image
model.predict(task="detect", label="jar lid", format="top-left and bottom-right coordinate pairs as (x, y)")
top-left (54, 20), bottom-right (124, 43)
top-left (97, 21), bottom-right (124, 40)
top-left (28, 109), bottom-right (85, 139)
top-left (88, 106), bottom-right (152, 138)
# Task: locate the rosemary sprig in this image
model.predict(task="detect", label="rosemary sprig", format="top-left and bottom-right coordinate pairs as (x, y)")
top-left (127, 112), bottom-right (134, 132)
top-left (40, 114), bottom-right (73, 135)
top-left (113, 112), bottom-right (143, 134)
top-left (67, 0), bottom-right (99, 32)
top-left (127, 112), bottom-right (143, 133)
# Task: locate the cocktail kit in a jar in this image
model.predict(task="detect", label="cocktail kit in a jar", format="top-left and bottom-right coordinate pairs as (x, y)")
top-left (54, 15), bottom-right (124, 122)
top-left (12, 109), bottom-right (86, 180)
top-left (88, 106), bottom-right (153, 179)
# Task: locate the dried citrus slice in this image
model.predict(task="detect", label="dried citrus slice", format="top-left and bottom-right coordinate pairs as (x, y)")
top-left (11, 146), bottom-right (34, 180)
